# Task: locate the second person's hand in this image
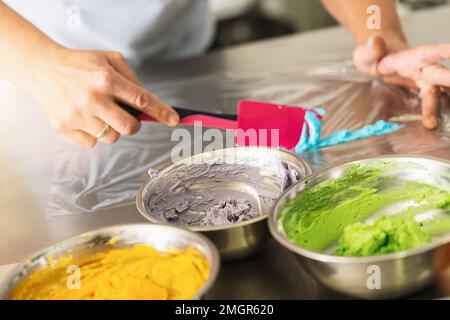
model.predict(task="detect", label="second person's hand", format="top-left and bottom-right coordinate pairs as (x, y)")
top-left (353, 35), bottom-right (450, 130)
top-left (26, 47), bottom-right (180, 148)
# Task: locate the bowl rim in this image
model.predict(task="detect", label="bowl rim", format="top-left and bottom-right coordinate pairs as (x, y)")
top-left (0, 223), bottom-right (221, 300)
top-left (268, 154), bottom-right (450, 264)
top-left (136, 146), bottom-right (312, 232)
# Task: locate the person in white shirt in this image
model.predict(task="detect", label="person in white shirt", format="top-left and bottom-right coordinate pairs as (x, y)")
top-left (0, 0), bottom-right (449, 148)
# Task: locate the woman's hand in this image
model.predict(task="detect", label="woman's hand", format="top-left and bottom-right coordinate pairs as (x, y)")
top-left (26, 47), bottom-right (180, 148)
top-left (353, 35), bottom-right (450, 129)
top-left (0, 2), bottom-right (179, 148)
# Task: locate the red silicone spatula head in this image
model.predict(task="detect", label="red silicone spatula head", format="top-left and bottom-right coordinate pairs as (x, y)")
top-left (236, 100), bottom-right (316, 150)
top-left (134, 100), bottom-right (319, 150)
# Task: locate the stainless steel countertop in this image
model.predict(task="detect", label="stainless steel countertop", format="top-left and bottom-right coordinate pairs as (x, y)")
top-left (1, 5), bottom-right (450, 299)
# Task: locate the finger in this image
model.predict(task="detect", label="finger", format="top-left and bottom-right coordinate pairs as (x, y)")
top-left (61, 130), bottom-right (97, 148)
top-left (106, 52), bottom-right (141, 85)
top-left (419, 84), bottom-right (440, 129)
top-left (382, 75), bottom-right (418, 90)
top-left (412, 44), bottom-right (450, 66)
top-left (82, 116), bottom-right (120, 144)
top-left (110, 71), bottom-right (179, 126)
top-left (95, 98), bottom-right (141, 136)
top-left (421, 64), bottom-right (450, 87)
top-left (379, 44), bottom-right (450, 75)
top-left (353, 35), bottom-right (388, 76)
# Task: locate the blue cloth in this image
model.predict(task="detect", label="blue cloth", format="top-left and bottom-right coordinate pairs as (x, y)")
top-left (295, 110), bottom-right (404, 153)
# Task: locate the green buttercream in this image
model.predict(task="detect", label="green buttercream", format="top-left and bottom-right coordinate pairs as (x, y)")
top-left (279, 162), bottom-right (450, 254)
top-left (335, 215), bottom-right (431, 256)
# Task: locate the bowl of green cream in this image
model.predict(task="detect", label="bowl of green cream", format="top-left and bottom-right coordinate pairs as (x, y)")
top-left (269, 156), bottom-right (450, 299)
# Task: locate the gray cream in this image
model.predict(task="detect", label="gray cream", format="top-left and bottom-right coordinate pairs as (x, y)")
top-left (148, 159), bottom-right (301, 227)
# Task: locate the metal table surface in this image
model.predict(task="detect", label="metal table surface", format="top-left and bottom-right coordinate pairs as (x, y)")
top-left (1, 5), bottom-right (450, 299)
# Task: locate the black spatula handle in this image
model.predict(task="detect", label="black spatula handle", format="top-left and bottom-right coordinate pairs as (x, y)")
top-left (117, 101), bottom-right (237, 121)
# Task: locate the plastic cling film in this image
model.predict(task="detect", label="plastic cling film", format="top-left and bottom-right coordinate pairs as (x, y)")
top-left (47, 58), bottom-right (450, 216)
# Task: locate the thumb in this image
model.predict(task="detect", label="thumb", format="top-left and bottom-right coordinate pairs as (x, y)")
top-left (353, 35), bottom-right (388, 76)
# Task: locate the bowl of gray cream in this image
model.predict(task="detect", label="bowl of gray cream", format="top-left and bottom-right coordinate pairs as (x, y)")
top-left (136, 147), bottom-right (311, 261)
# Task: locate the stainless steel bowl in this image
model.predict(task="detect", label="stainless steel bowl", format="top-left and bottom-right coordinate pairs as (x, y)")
top-left (269, 155), bottom-right (450, 299)
top-left (137, 147), bottom-right (311, 261)
top-left (0, 224), bottom-right (220, 300)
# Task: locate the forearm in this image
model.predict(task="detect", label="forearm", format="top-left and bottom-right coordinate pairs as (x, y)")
top-left (0, 2), bottom-right (64, 87)
top-left (321, 0), bottom-right (407, 50)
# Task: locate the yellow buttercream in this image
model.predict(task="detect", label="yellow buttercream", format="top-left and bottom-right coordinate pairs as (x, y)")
top-left (12, 244), bottom-right (210, 300)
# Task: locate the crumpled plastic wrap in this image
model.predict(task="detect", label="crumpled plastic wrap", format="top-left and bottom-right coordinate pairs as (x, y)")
top-left (46, 56), bottom-right (450, 216)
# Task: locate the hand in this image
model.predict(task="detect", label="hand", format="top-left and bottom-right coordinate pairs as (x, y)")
top-left (353, 35), bottom-right (450, 129)
top-left (26, 47), bottom-right (179, 148)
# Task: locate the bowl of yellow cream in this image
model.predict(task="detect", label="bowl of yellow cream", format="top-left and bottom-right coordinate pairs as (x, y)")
top-left (0, 224), bottom-right (220, 300)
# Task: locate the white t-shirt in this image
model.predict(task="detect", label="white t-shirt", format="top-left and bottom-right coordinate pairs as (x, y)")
top-left (5, 0), bottom-right (214, 65)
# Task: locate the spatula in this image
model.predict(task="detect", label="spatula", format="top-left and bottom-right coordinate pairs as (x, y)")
top-left (118, 100), bottom-right (320, 150)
